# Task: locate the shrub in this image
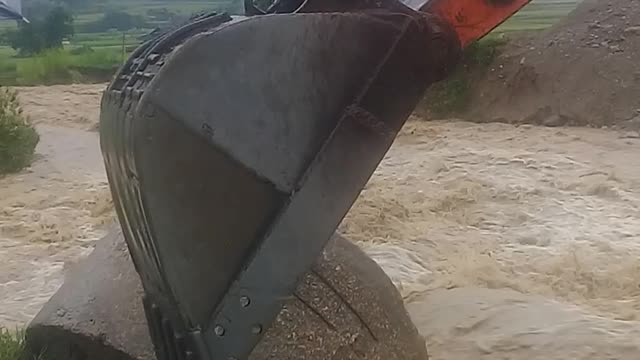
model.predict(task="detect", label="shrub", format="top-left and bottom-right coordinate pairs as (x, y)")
top-left (0, 88), bottom-right (39, 175)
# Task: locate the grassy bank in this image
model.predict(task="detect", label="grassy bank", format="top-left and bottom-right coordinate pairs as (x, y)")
top-left (0, 329), bottom-right (25, 360)
top-left (0, 328), bottom-right (41, 360)
top-left (0, 31), bottom-right (136, 85)
top-left (5, 48), bottom-right (122, 85)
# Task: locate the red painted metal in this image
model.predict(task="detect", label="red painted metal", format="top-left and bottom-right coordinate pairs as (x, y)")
top-left (422, 0), bottom-right (532, 47)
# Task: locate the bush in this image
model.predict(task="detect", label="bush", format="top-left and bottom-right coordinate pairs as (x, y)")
top-left (0, 88), bottom-right (39, 175)
top-left (427, 76), bottom-right (473, 116)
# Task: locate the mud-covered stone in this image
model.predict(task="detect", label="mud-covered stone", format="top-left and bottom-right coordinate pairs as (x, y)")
top-left (26, 225), bottom-right (154, 360)
top-left (26, 226), bottom-right (427, 360)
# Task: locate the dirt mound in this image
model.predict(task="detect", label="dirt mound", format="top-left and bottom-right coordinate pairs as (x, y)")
top-left (466, 0), bottom-right (640, 127)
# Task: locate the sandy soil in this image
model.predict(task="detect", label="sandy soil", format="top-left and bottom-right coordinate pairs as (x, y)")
top-left (3, 84), bottom-right (640, 358)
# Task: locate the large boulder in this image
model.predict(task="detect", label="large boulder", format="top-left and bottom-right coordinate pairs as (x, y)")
top-left (26, 225), bottom-right (154, 360)
top-left (26, 225), bottom-right (428, 360)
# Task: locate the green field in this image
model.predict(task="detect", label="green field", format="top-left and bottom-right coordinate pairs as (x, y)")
top-left (498, 0), bottom-right (580, 32)
top-left (0, 0), bottom-right (581, 86)
top-left (0, 0), bottom-right (242, 85)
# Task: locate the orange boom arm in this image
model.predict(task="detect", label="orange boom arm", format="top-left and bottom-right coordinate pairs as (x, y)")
top-left (421, 0), bottom-right (532, 47)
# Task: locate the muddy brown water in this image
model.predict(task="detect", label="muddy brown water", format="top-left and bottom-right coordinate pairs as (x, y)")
top-left (2, 85), bottom-right (640, 359)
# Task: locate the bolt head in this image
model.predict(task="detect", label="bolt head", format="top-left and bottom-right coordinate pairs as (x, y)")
top-left (251, 324), bottom-right (262, 335)
top-left (214, 325), bottom-right (225, 337)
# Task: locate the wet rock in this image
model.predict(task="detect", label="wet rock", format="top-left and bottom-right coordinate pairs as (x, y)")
top-left (27, 225), bottom-right (427, 360)
top-left (523, 106), bottom-right (553, 125)
top-left (517, 236), bottom-right (539, 246)
top-left (620, 131), bottom-right (640, 139)
top-left (491, 117), bottom-right (510, 124)
top-left (624, 26), bottom-right (640, 35)
top-left (542, 114), bottom-right (569, 127)
top-left (543, 114), bottom-right (565, 127)
top-left (609, 44), bottom-right (623, 52)
top-left (26, 225), bottom-right (154, 360)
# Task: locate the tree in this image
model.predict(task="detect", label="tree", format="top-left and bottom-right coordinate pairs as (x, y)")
top-left (22, 0), bottom-right (56, 20)
top-left (5, 22), bottom-right (44, 56)
top-left (42, 6), bottom-right (74, 48)
top-left (5, 6), bottom-right (73, 56)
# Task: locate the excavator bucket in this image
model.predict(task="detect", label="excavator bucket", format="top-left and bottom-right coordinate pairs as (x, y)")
top-left (98, 0), bottom-right (522, 359)
top-left (100, 6), bottom-right (459, 360)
